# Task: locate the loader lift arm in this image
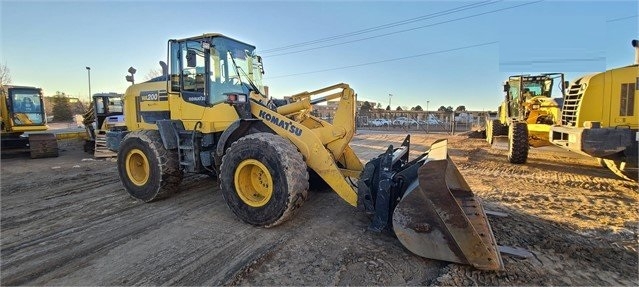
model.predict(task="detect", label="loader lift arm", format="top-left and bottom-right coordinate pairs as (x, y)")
top-left (248, 83), bottom-right (363, 205)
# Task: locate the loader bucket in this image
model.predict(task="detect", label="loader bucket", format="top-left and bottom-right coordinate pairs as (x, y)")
top-left (393, 140), bottom-right (503, 270)
top-left (357, 137), bottom-right (503, 270)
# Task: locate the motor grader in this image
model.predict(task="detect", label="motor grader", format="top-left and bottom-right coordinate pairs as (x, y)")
top-left (486, 73), bottom-right (564, 163)
top-left (108, 33), bottom-right (513, 270)
top-left (0, 85), bottom-right (59, 158)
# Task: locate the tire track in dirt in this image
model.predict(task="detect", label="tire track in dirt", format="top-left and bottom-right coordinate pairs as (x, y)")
top-left (431, 203), bottom-right (638, 286)
top-left (1, 181), bottom-right (210, 285)
top-left (456, 145), bottom-right (636, 193)
top-left (1, 157), bottom-right (316, 286)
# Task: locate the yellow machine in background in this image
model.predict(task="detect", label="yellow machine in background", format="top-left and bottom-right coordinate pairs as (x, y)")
top-left (82, 93), bottom-right (124, 157)
top-left (0, 85), bottom-right (58, 158)
top-left (550, 40), bottom-right (639, 181)
top-left (106, 33), bottom-right (521, 270)
top-left (486, 73), bottom-right (564, 163)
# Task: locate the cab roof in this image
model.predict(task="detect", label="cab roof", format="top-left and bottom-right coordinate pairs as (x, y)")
top-left (170, 33), bottom-right (256, 49)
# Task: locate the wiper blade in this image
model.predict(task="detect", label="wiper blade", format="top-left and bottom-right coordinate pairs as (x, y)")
top-left (227, 50), bottom-right (264, 97)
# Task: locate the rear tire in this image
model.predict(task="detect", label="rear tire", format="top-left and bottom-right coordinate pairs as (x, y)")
top-left (508, 122), bottom-right (529, 164)
top-left (486, 120), bottom-right (494, 144)
top-left (117, 130), bottom-right (183, 202)
top-left (220, 133), bottom-right (309, 227)
top-left (486, 120), bottom-right (506, 145)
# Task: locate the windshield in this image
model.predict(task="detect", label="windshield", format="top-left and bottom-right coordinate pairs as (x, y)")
top-left (10, 89), bottom-right (44, 125)
top-left (209, 37), bottom-right (264, 104)
top-left (523, 79), bottom-right (553, 98)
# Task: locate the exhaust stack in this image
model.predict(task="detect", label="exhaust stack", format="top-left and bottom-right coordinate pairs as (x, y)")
top-left (633, 39), bottom-right (639, 65)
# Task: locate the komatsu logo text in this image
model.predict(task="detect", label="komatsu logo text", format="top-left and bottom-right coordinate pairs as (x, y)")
top-left (258, 110), bottom-right (303, 136)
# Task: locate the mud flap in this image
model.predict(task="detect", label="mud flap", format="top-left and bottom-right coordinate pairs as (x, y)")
top-left (28, 133), bottom-right (59, 158)
top-left (392, 140), bottom-right (503, 270)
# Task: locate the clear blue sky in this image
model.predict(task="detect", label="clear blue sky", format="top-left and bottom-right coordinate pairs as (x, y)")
top-left (1, 0), bottom-right (637, 111)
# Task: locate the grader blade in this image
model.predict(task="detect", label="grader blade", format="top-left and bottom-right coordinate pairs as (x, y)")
top-left (491, 135), bottom-right (509, 150)
top-left (392, 139), bottom-right (503, 270)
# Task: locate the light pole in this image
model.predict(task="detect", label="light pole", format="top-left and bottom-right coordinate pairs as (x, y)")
top-left (426, 100), bottom-right (430, 133)
top-left (86, 66), bottom-right (91, 101)
top-left (388, 93), bottom-right (392, 109)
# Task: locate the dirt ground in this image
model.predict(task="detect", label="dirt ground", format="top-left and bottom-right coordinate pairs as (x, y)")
top-left (1, 131), bottom-right (637, 286)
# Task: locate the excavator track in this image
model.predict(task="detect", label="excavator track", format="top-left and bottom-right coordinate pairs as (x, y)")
top-left (28, 133), bottom-right (59, 158)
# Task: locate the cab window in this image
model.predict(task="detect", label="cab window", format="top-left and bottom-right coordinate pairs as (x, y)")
top-left (169, 40), bottom-right (206, 94)
top-left (182, 41), bottom-right (205, 93)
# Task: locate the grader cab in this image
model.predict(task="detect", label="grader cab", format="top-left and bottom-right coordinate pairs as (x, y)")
top-left (109, 33), bottom-right (512, 270)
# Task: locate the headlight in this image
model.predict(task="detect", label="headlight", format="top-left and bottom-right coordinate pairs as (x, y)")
top-left (225, 93), bottom-right (247, 103)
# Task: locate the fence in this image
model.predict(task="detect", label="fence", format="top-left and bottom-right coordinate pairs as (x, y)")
top-left (355, 116), bottom-right (487, 135)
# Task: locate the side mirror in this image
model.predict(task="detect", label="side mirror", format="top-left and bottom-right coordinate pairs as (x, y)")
top-left (159, 61), bottom-right (168, 76)
top-left (126, 66), bottom-right (136, 84)
top-left (257, 56), bottom-right (265, 74)
top-left (186, 50), bottom-right (197, 68)
top-left (503, 83), bottom-right (510, 92)
top-left (564, 81), bottom-right (570, 90)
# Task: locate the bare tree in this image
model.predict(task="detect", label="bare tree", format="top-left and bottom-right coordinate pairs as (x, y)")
top-left (144, 68), bottom-right (163, 81)
top-left (0, 63), bottom-right (12, 87)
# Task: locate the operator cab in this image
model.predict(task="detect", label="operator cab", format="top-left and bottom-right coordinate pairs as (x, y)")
top-left (92, 93), bottom-right (124, 131)
top-left (167, 34), bottom-right (265, 107)
top-left (5, 86), bottom-right (46, 126)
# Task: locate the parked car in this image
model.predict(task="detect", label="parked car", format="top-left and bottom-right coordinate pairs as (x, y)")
top-left (369, 118), bottom-right (391, 127)
top-left (393, 117), bottom-right (418, 127)
top-left (454, 112), bottom-right (474, 124)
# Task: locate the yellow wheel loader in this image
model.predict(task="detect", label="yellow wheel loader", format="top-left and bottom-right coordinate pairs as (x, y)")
top-left (550, 40), bottom-right (639, 181)
top-left (487, 73), bottom-right (564, 163)
top-left (1, 85), bottom-right (58, 158)
top-left (107, 33), bottom-right (516, 270)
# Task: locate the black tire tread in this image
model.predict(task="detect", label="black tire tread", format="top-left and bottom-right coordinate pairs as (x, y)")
top-left (487, 120), bottom-right (507, 145)
top-left (119, 130), bottom-right (182, 202)
top-left (485, 120), bottom-right (494, 145)
top-left (220, 133), bottom-right (309, 228)
top-left (508, 122), bottom-right (529, 164)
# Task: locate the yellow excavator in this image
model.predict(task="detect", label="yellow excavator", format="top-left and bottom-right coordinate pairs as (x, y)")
top-left (550, 40), bottom-right (639, 181)
top-left (1, 85), bottom-right (58, 158)
top-left (107, 33), bottom-right (516, 270)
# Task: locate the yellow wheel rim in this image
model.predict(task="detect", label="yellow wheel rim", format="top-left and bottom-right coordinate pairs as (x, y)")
top-left (234, 159), bottom-right (273, 207)
top-left (125, 148), bottom-right (150, 186)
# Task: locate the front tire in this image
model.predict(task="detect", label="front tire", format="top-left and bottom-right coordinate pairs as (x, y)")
top-left (508, 122), bottom-right (529, 164)
top-left (117, 130), bottom-right (183, 202)
top-left (220, 133), bottom-right (309, 227)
